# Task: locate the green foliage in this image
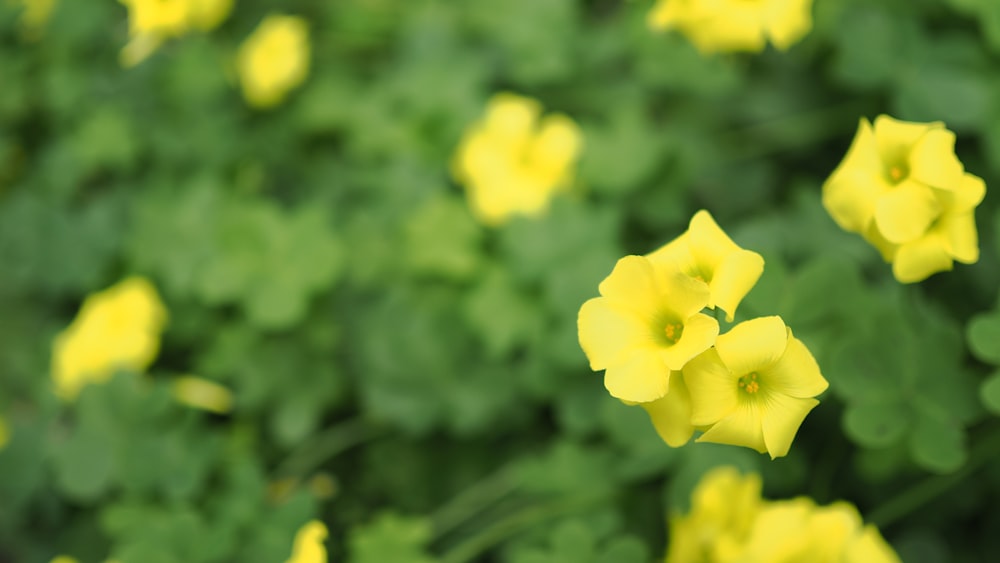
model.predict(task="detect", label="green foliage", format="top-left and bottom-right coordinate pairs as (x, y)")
top-left (1, 0), bottom-right (1000, 561)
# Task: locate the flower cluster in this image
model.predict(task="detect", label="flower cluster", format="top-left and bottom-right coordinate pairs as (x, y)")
top-left (452, 93), bottom-right (583, 226)
top-left (823, 115), bottom-right (986, 283)
top-left (237, 14), bottom-right (311, 109)
top-left (666, 466), bottom-right (900, 563)
top-left (578, 211), bottom-right (828, 458)
top-left (51, 277), bottom-right (168, 400)
top-left (648, 0), bottom-right (814, 54)
top-left (119, 0), bottom-right (233, 67)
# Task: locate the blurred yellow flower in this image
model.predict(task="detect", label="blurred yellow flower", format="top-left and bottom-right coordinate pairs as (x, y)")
top-left (648, 0), bottom-right (813, 54)
top-left (684, 316), bottom-right (827, 459)
top-left (13, 0), bottom-right (57, 39)
top-left (237, 14), bottom-right (311, 109)
top-left (0, 415), bottom-right (8, 450)
top-left (49, 557), bottom-right (79, 563)
top-left (452, 93), bottom-right (583, 226)
top-left (669, 467), bottom-right (900, 563)
top-left (579, 255), bottom-right (719, 403)
top-left (647, 210), bottom-right (764, 322)
top-left (285, 520), bottom-right (328, 563)
top-left (171, 375), bottom-right (233, 414)
top-left (119, 0), bottom-right (233, 67)
top-left (823, 115), bottom-right (986, 283)
top-left (665, 466), bottom-right (762, 563)
top-left (51, 277), bottom-right (168, 400)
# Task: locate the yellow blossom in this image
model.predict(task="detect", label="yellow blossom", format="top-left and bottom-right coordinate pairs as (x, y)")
top-left (170, 375), bottom-right (233, 414)
top-left (668, 467), bottom-right (901, 563)
top-left (51, 277), bottom-right (168, 400)
top-left (639, 371), bottom-right (695, 447)
top-left (684, 316), bottom-right (827, 459)
top-left (118, 0), bottom-right (233, 67)
top-left (647, 210), bottom-right (764, 322)
top-left (0, 415), bottom-right (8, 450)
top-left (285, 520), bottom-right (328, 563)
top-left (237, 14), bottom-right (311, 109)
top-left (49, 557), bottom-right (80, 563)
top-left (665, 466), bottom-right (762, 563)
top-left (648, 0), bottom-right (813, 54)
top-left (823, 115), bottom-right (986, 283)
top-left (452, 93), bottom-right (583, 226)
top-left (13, 0), bottom-right (57, 39)
top-left (579, 255), bottom-right (719, 403)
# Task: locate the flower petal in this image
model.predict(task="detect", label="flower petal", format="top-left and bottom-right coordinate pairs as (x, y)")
top-left (765, 0), bottom-right (813, 50)
top-left (939, 212), bottom-right (979, 264)
top-left (685, 348), bottom-right (740, 426)
top-left (892, 234), bottom-right (953, 283)
top-left (661, 269), bottom-right (711, 320)
top-left (710, 249), bottom-right (764, 321)
top-left (578, 298), bottom-right (652, 371)
top-left (760, 394), bottom-right (818, 459)
top-left (873, 180), bottom-right (940, 244)
top-left (696, 402), bottom-right (767, 454)
top-left (873, 115), bottom-right (941, 166)
top-left (604, 348), bottom-right (672, 403)
top-left (688, 210), bottom-right (740, 276)
top-left (822, 119), bottom-right (888, 232)
top-left (662, 312), bottom-right (719, 371)
top-left (862, 220), bottom-right (898, 262)
top-left (764, 330), bottom-right (828, 399)
top-left (597, 256), bottom-right (661, 320)
top-left (909, 128), bottom-right (965, 190)
top-left (641, 373), bottom-right (695, 447)
top-left (935, 173), bottom-right (986, 213)
top-left (714, 316), bottom-right (788, 376)
top-left (648, 234), bottom-right (701, 280)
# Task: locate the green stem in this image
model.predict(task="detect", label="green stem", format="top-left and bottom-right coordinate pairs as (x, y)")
top-left (439, 493), bottom-right (607, 563)
top-left (430, 465), bottom-right (518, 540)
top-left (274, 417), bottom-right (383, 478)
top-left (868, 423), bottom-right (1000, 528)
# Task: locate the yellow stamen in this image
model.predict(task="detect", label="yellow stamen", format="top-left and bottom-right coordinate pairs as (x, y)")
top-left (890, 166), bottom-right (903, 181)
top-left (739, 372), bottom-right (760, 394)
top-left (664, 322), bottom-right (683, 344)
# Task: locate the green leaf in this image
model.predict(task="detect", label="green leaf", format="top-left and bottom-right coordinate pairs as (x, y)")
top-left (908, 408), bottom-right (967, 474)
top-left (348, 512), bottom-right (438, 563)
top-left (979, 372), bottom-right (1000, 415)
top-left (843, 400), bottom-right (910, 448)
top-left (967, 312), bottom-right (1000, 365)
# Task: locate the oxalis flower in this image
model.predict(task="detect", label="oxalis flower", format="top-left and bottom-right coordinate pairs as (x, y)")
top-left (285, 520), bottom-right (328, 563)
top-left (238, 14), bottom-right (311, 109)
top-left (684, 316), bottom-right (827, 459)
top-left (823, 115), bottom-right (986, 283)
top-left (119, 0), bottom-right (233, 67)
top-left (647, 210), bottom-right (764, 322)
top-left (578, 255), bottom-right (719, 404)
top-left (452, 93), bottom-right (583, 226)
top-left (648, 0), bottom-right (814, 54)
top-left (52, 277), bottom-right (168, 400)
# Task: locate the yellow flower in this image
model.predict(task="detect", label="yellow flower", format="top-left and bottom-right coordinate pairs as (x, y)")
top-left (170, 375), bottom-right (233, 414)
top-left (823, 115), bottom-right (986, 283)
top-left (665, 466), bottom-right (762, 563)
top-left (668, 467), bottom-right (901, 563)
top-left (51, 277), bottom-right (168, 400)
top-left (684, 316), bottom-right (827, 459)
top-left (452, 93), bottom-right (583, 226)
top-left (579, 256), bottom-right (719, 403)
top-left (647, 210), bottom-right (764, 322)
top-left (118, 0), bottom-right (233, 67)
top-left (648, 0), bottom-right (813, 54)
top-left (0, 415), bottom-right (8, 450)
top-left (13, 0), bottom-right (57, 39)
top-left (285, 520), bottom-right (328, 563)
top-left (237, 14), bottom-right (311, 109)
top-left (738, 499), bottom-right (901, 563)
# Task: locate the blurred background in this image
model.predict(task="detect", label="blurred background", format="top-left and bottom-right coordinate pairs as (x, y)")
top-left (2, 0), bottom-right (1000, 561)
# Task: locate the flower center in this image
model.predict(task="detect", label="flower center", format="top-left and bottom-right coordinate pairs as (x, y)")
top-left (887, 163), bottom-right (909, 184)
top-left (664, 322), bottom-right (684, 344)
top-left (738, 372), bottom-right (760, 394)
